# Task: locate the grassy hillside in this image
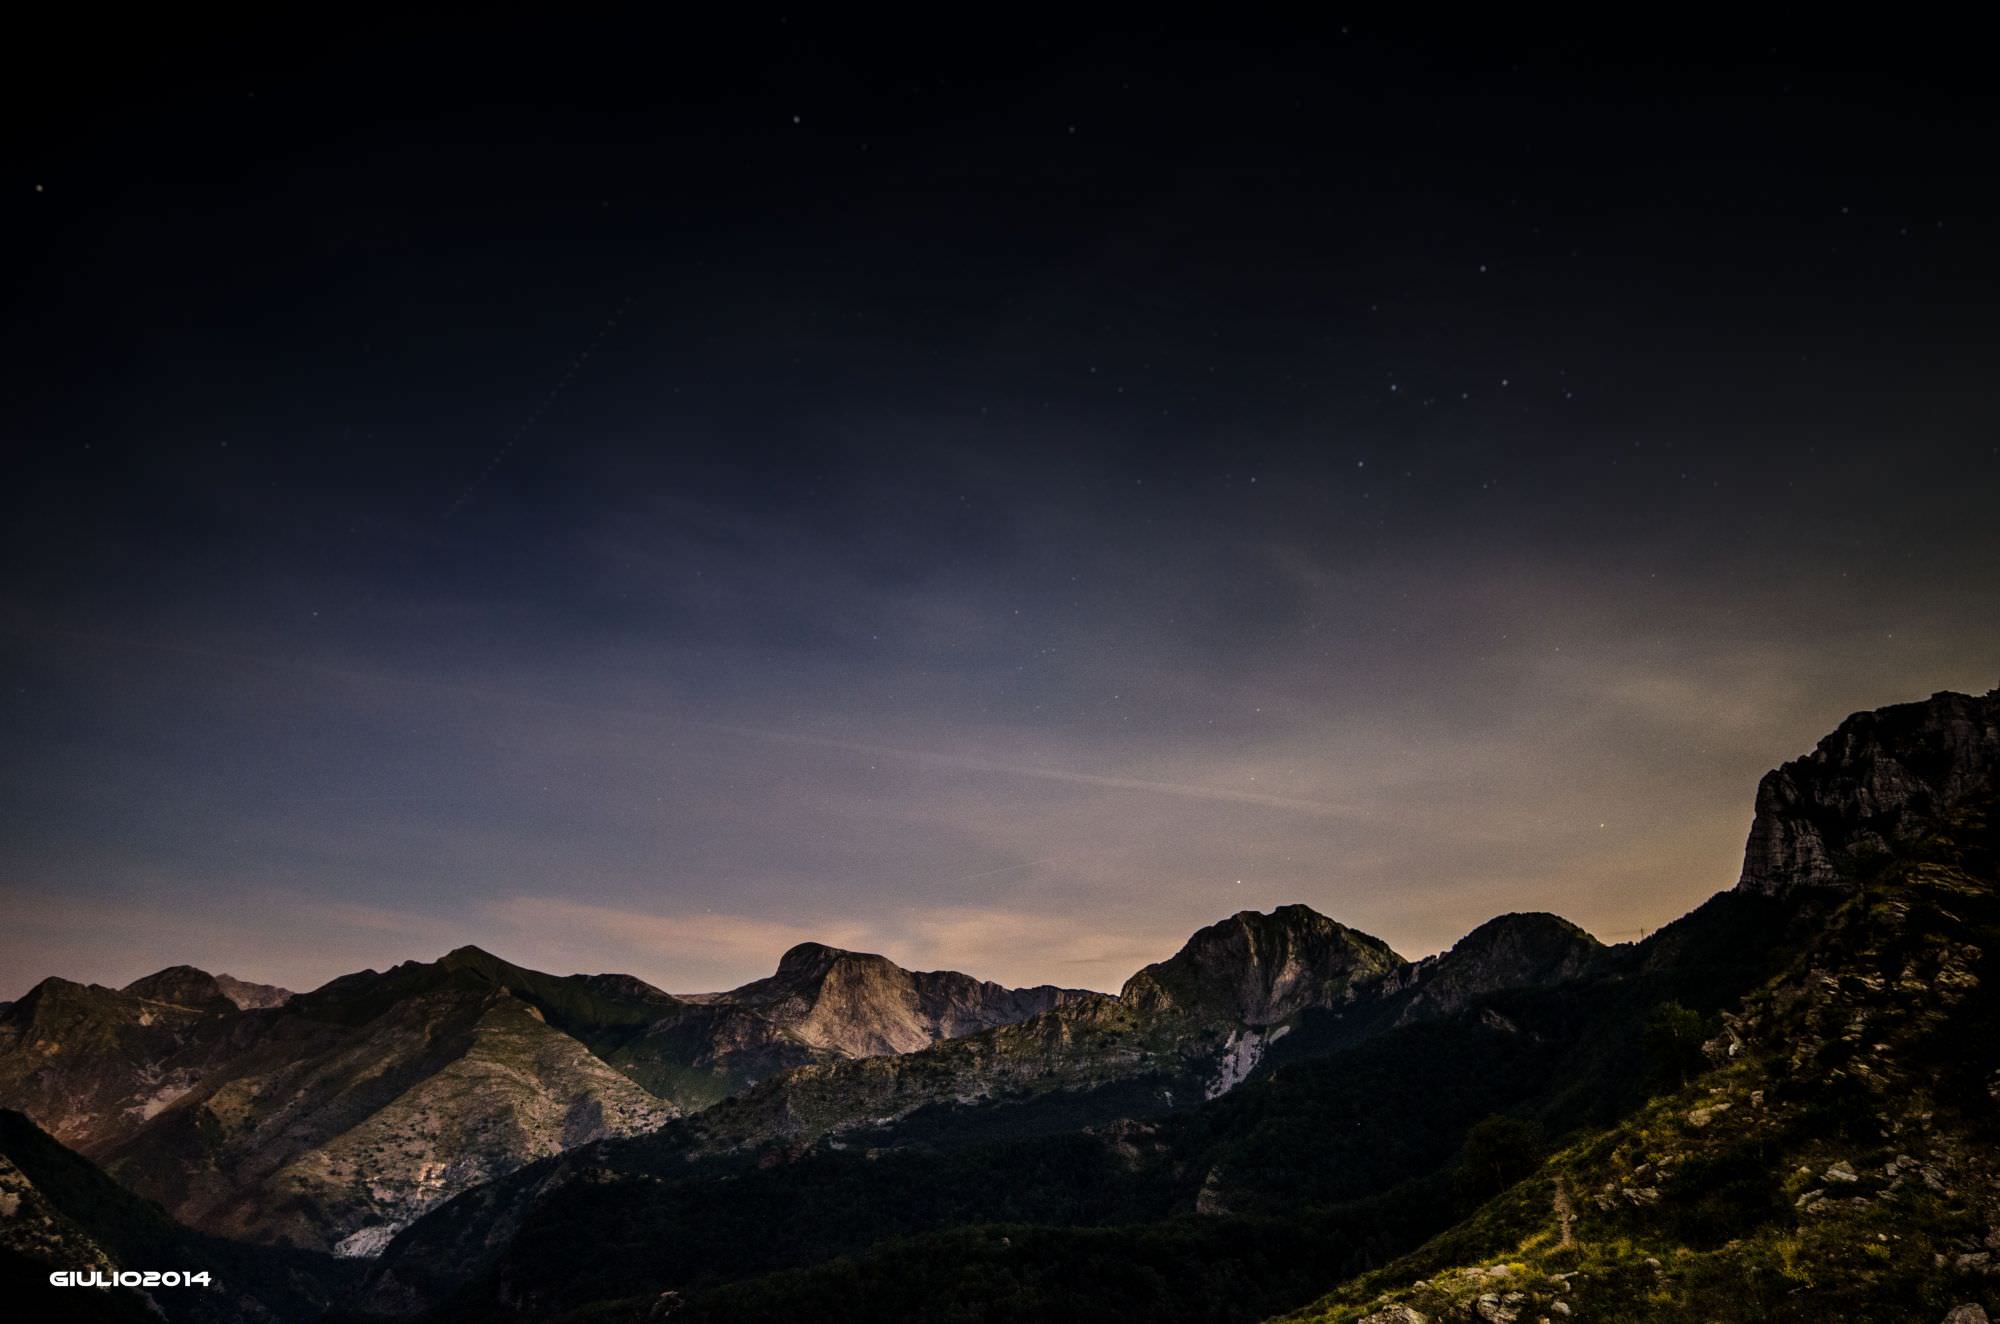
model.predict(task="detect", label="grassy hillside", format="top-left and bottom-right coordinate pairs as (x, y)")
top-left (1281, 812), bottom-right (2000, 1323)
top-left (370, 802), bottom-right (2000, 1324)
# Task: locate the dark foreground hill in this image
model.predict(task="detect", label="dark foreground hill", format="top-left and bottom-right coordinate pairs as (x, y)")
top-left (0, 1107), bottom-right (360, 1322)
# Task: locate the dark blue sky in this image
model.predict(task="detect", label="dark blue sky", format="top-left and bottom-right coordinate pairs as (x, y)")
top-left (4, 14), bottom-right (1996, 996)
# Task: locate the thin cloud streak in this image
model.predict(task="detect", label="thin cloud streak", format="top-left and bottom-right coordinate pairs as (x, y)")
top-left (703, 723), bottom-right (1376, 818)
top-left (4, 620), bottom-right (1368, 819)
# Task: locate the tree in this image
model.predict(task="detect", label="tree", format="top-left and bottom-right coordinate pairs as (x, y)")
top-left (1453, 1114), bottom-right (1543, 1205)
top-left (1642, 1000), bottom-right (1709, 1089)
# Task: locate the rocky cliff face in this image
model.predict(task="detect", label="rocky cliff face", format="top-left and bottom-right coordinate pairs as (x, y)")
top-left (719, 941), bottom-right (1093, 1057)
top-left (1737, 688), bottom-right (2000, 894)
top-left (1292, 779), bottom-right (2000, 1324)
top-left (212, 973), bottom-right (293, 1010)
top-left (1121, 904), bottom-right (1405, 1026)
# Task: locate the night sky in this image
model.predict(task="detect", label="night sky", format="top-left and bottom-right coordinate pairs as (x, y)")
top-left (4, 15), bottom-right (1996, 999)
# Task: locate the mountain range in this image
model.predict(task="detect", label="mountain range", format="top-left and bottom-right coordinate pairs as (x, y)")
top-left (0, 935), bottom-right (1097, 1256)
top-left (3, 686), bottom-right (1996, 1323)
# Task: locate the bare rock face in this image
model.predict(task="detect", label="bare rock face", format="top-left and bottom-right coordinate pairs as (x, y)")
top-left (1357, 1308), bottom-right (1431, 1324)
top-left (212, 973), bottom-right (293, 1009)
top-left (1120, 904), bottom-right (1403, 1026)
top-left (722, 942), bottom-right (1093, 1058)
top-left (1737, 689), bottom-right (2000, 894)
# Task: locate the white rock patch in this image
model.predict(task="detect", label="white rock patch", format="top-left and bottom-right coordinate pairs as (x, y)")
top-left (128, 1083), bottom-right (193, 1122)
top-left (1205, 1029), bottom-right (1264, 1099)
top-left (334, 1223), bottom-right (404, 1258)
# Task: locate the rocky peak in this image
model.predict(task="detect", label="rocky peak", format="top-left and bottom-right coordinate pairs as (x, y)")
top-left (772, 941), bottom-right (852, 979)
top-left (437, 944), bottom-right (509, 974)
top-left (120, 966), bottom-right (234, 1012)
top-left (730, 943), bottom-right (901, 1011)
top-left (212, 973), bottom-right (292, 1010)
top-left (1736, 688), bottom-right (2000, 894)
top-left (722, 943), bottom-right (1094, 1058)
top-left (1120, 903), bottom-right (1404, 1027)
top-left (1387, 911), bottom-right (1604, 1021)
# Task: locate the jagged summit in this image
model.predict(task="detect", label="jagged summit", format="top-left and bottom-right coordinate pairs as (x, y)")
top-left (1120, 903), bottom-right (1404, 1026)
top-left (773, 939), bottom-right (860, 971)
top-left (1736, 687), bottom-right (2000, 894)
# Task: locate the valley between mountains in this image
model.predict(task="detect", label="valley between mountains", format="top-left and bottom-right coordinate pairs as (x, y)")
top-left (4, 688), bottom-right (1998, 1322)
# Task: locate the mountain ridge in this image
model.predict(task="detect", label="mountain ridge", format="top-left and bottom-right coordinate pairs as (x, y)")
top-left (6, 687), bottom-right (1997, 1320)
top-left (0, 935), bottom-right (1118, 1253)
top-left (0, 901), bottom-right (1637, 1261)
top-left (345, 687), bottom-right (2000, 1321)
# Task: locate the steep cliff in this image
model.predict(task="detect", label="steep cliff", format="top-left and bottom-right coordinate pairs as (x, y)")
top-left (1289, 795), bottom-right (2000, 1324)
top-left (1738, 688), bottom-right (2000, 894)
top-left (719, 941), bottom-right (1092, 1057)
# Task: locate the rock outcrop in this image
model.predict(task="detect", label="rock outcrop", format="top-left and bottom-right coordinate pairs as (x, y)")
top-left (1737, 688), bottom-right (2000, 894)
top-left (1288, 787), bottom-right (2000, 1323)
